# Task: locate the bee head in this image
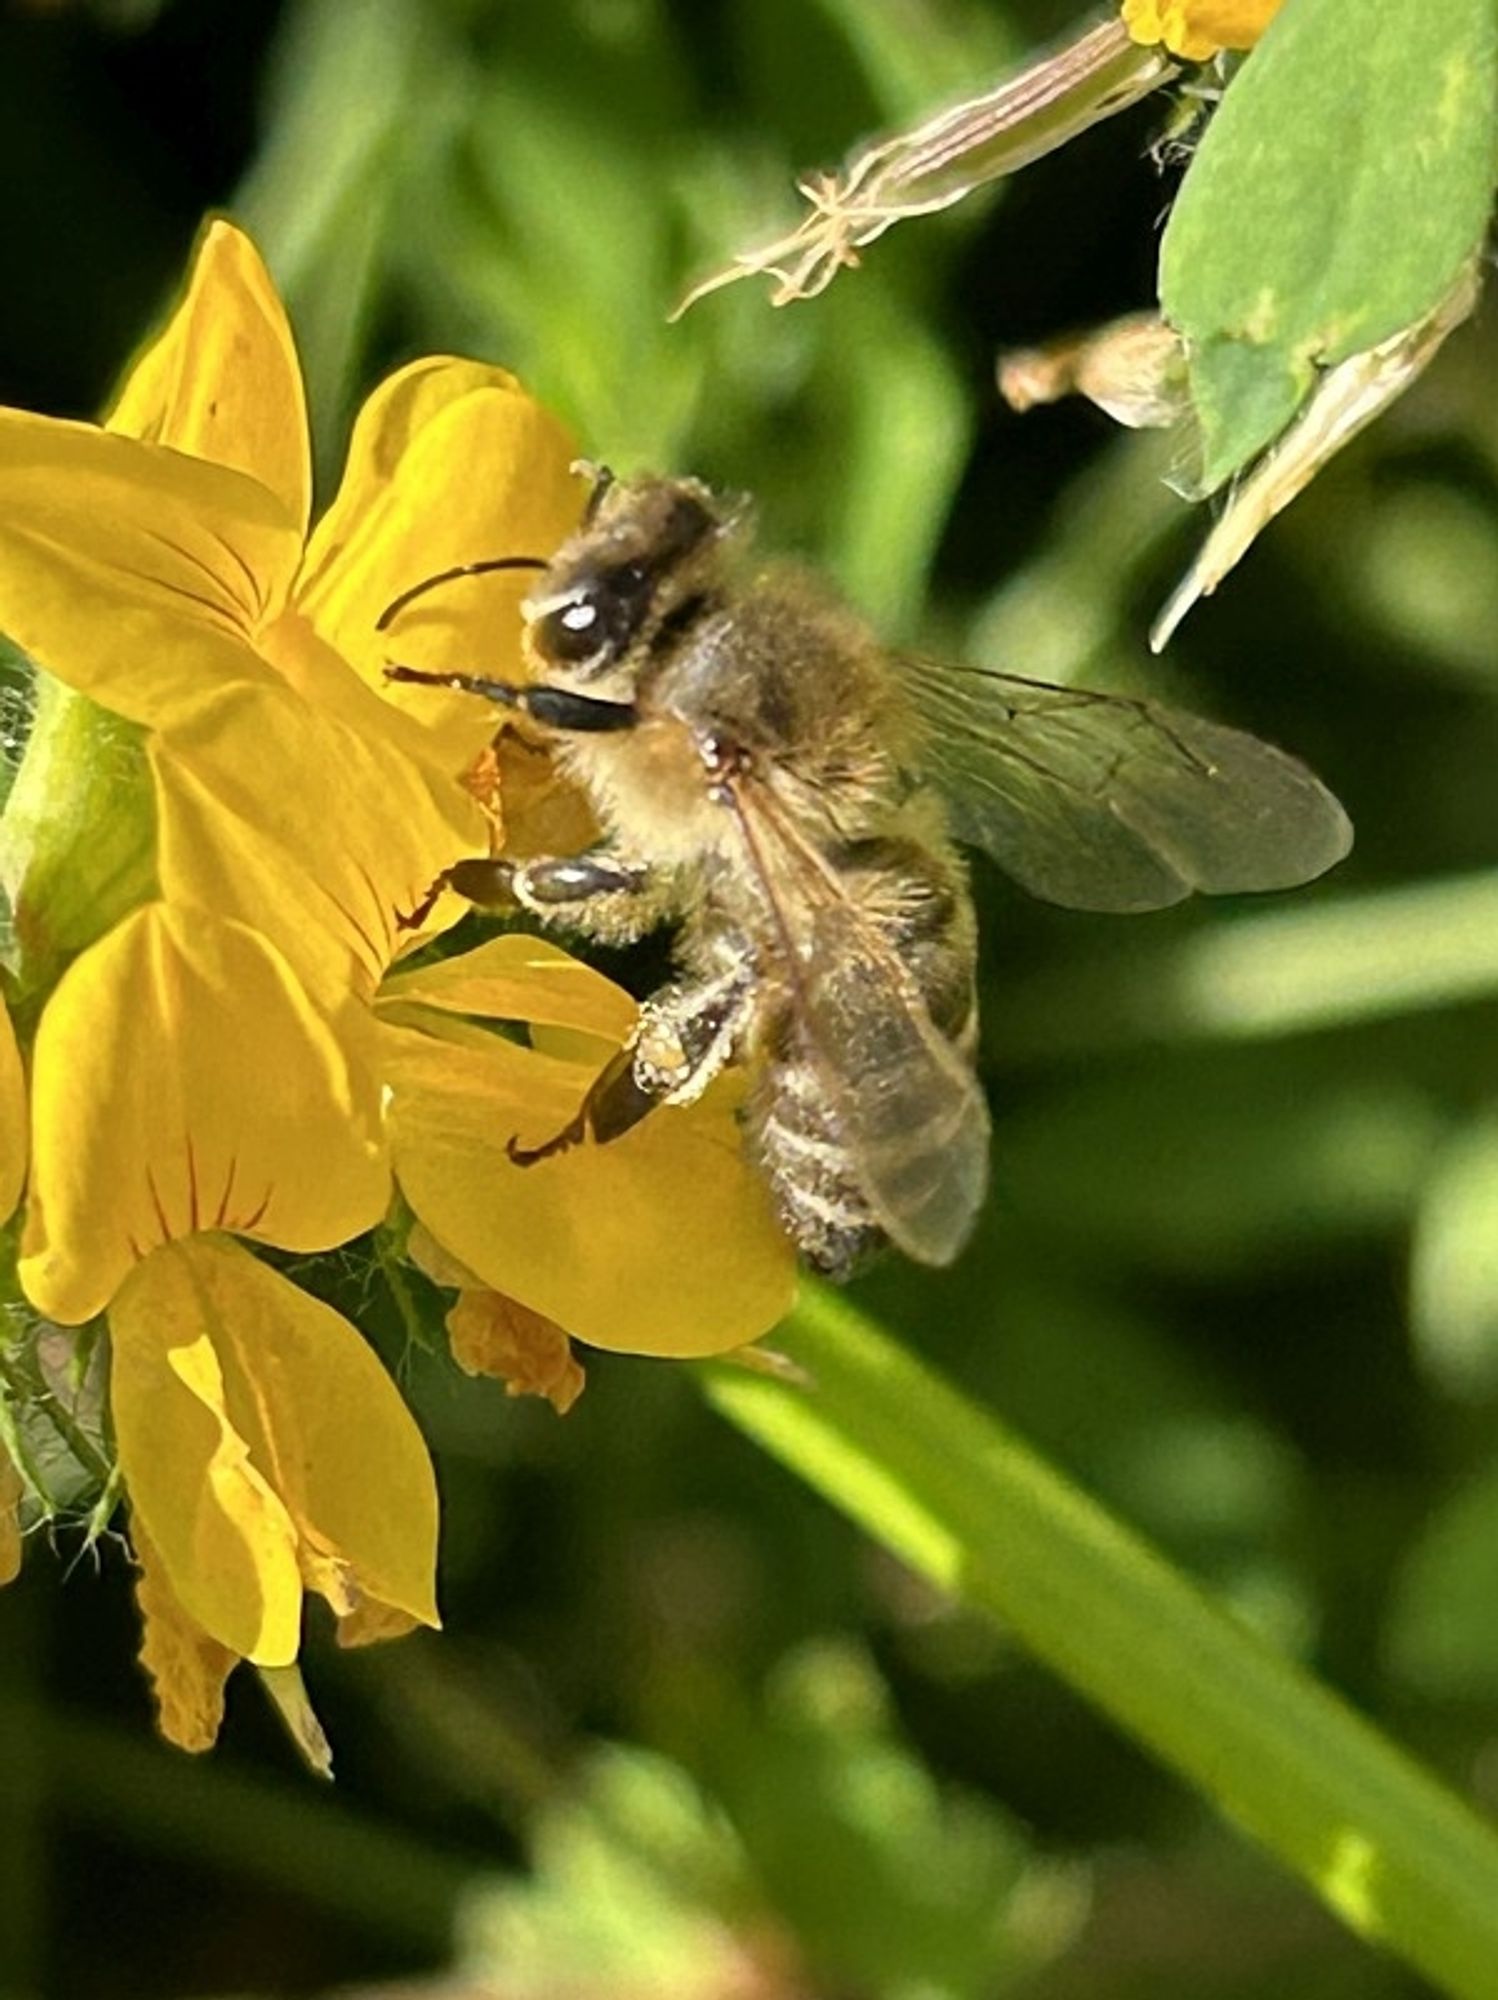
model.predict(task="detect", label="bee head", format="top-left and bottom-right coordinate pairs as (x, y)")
top-left (524, 475), bottom-right (735, 692)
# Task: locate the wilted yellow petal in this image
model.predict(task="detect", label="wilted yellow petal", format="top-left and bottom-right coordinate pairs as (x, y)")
top-left (107, 218), bottom-right (311, 538)
top-left (0, 987), bottom-right (27, 1225)
top-left (999, 313), bottom-right (1188, 429)
top-left (382, 1019), bottom-right (797, 1358)
top-left (447, 1289), bottom-right (587, 1414)
top-left (296, 358), bottom-right (585, 766)
top-left (152, 675), bottom-right (485, 1007)
top-left (114, 1262), bottom-right (304, 1663)
top-left (1122, 0), bottom-right (1281, 59)
top-left (0, 1440), bottom-right (23, 1585)
top-left (382, 932), bottom-right (636, 1043)
top-left (0, 409), bottom-right (296, 728)
top-left (21, 902), bottom-right (389, 1323)
top-left (133, 1516), bottom-right (239, 1750)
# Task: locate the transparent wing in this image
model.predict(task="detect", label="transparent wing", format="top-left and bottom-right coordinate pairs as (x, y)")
top-left (724, 776), bottom-right (989, 1266)
top-left (904, 660), bottom-right (1353, 912)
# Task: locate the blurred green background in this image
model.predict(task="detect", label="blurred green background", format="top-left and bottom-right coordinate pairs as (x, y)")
top-left (3, 0), bottom-right (1498, 1995)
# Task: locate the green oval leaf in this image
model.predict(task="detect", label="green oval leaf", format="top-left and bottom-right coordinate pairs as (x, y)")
top-left (1161, 0), bottom-right (1498, 490)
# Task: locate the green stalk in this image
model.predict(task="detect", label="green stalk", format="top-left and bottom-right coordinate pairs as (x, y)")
top-left (702, 1288), bottom-right (1498, 1998)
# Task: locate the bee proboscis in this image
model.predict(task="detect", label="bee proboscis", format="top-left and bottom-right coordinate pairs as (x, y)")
top-left (387, 474), bottom-right (1351, 1278)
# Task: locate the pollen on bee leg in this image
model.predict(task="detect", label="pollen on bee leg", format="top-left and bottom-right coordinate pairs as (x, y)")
top-left (634, 1018), bottom-right (692, 1087)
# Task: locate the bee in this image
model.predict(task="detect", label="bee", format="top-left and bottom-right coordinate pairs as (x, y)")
top-left (386, 472), bottom-right (1351, 1279)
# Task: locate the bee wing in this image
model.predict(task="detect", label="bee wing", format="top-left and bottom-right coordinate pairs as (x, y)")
top-left (723, 775), bottom-right (989, 1266)
top-left (903, 660), bottom-right (1352, 912)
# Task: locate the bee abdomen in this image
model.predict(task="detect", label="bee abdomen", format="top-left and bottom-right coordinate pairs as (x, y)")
top-left (751, 1061), bottom-right (883, 1280)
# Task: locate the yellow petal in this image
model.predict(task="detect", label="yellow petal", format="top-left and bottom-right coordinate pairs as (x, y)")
top-left (295, 358), bottom-right (586, 768)
top-left (381, 932), bottom-right (635, 1043)
top-left (107, 218), bottom-right (311, 539)
top-left (337, 1599), bottom-right (422, 1649)
top-left (126, 1236), bottom-right (438, 1635)
top-left (132, 1516), bottom-right (240, 1750)
top-left (383, 1019), bottom-right (797, 1358)
top-left (151, 673), bottom-right (485, 1008)
top-left (0, 987), bottom-right (27, 1226)
top-left (447, 1289), bottom-right (587, 1413)
top-left (0, 408), bottom-right (297, 728)
top-left (0, 1439), bottom-right (23, 1586)
top-left (21, 902), bottom-right (389, 1323)
top-left (1121, 0), bottom-right (1281, 58)
top-left (114, 1263), bottom-right (304, 1663)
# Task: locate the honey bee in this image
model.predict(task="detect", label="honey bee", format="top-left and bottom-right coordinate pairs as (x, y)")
top-left (386, 472), bottom-right (1351, 1278)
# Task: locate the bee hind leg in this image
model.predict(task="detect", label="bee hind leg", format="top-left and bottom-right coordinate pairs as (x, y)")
top-left (507, 968), bottom-right (755, 1167)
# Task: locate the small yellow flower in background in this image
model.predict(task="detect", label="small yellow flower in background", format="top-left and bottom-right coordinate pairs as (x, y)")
top-left (0, 218), bottom-right (796, 1750)
top-left (1122, 0), bottom-right (1284, 62)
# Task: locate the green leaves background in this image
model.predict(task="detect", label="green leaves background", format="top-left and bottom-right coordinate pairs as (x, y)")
top-left (3, 1), bottom-right (1498, 1996)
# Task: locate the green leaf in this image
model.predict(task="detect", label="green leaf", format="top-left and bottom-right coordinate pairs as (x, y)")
top-left (703, 1290), bottom-right (1498, 1998)
top-left (1385, 1459), bottom-right (1498, 1701)
top-left (1161, 0), bottom-right (1498, 490)
top-left (1410, 1118), bottom-right (1498, 1401)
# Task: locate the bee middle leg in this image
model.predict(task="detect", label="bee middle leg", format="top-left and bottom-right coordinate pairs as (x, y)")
top-left (509, 965), bottom-right (756, 1166)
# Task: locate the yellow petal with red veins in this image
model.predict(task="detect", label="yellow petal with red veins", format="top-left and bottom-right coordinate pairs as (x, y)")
top-left (106, 218), bottom-right (311, 539)
top-left (295, 357), bottom-right (586, 767)
top-left (0, 1440), bottom-right (23, 1585)
top-left (21, 902), bottom-right (389, 1324)
top-left (0, 411), bottom-right (297, 728)
top-left (381, 932), bottom-right (635, 1043)
top-left (115, 1238), bottom-right (439, 1652)
top-left (133, 1516), bottom-right (240, 1750)
top-left (0, 988), bottom-right (27, 1225)
top-left (112, 1266), bottom-right (304, 1663)
top-left (447, 1289), bottom-right (587, 1413)
top-left (151, 676), bottom-right (485, 1007)
top-left (382, 1019), bottom-right (797, 1357)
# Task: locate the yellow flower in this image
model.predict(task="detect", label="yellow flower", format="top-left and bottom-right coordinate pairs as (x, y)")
top-left (116, 1235), bottom-right (440, 1747)
top-left (0, 220), bottom-right (797, 1744)
top-left (1122, 0), bottom-right (1284, 61)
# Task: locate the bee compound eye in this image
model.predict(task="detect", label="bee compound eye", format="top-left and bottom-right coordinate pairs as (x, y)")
top-left (535, 563), bottom-right (654, 672)
top-left (538, 594), bottom-right (604, 665)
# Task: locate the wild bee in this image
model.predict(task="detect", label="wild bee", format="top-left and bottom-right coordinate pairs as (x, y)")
top-left (386, 472), bottom-right (1351, 1278)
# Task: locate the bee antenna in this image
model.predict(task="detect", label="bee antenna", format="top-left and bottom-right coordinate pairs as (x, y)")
top-left (376, 556), bottom-right (549, 632)
top-left (574, 460), bottom-right (616, 526)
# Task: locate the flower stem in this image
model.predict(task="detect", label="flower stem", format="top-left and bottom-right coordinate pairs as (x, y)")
top-left (701, 1287), bottom-right (1498, 1997)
